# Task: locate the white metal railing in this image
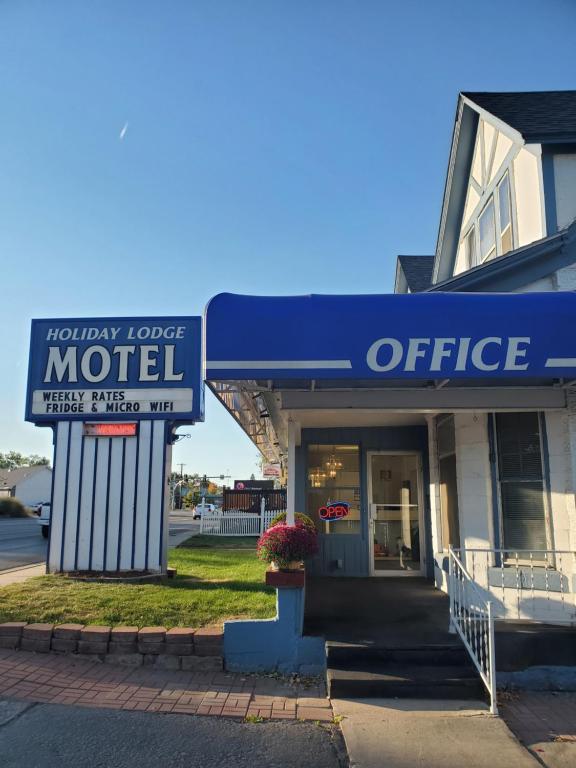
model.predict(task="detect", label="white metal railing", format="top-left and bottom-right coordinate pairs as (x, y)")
top-left (458, 548), bottom-right (576, 625)
top-left (200, 509), bottom-right (280, 536)
top-left (448, 546), bottom-right (497, 714)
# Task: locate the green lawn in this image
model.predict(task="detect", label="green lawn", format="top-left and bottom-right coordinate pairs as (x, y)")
top-left (0, 536), bottom-right (276, 628)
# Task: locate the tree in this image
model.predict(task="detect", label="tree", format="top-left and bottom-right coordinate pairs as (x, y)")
top-left (27, 455), bottom-right (50, 466)
top-left (0, 452), bottom-right (50, 470)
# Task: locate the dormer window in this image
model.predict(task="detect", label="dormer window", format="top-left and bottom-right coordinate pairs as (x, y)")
top-left (458, 169), bottom-right (515, 272)
top-left (479, 199), bottom-right (496, 261)
top-left (464, 228), bottom-right (476, 269)
top-left (498, 172), bottom-right (513, 255)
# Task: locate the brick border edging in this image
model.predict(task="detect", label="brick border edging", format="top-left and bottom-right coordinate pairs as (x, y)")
top-left (0, 622), bottom-right (223, 671)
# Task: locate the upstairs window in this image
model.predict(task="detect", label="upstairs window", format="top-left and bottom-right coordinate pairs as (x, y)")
top-left (464, 228), bottom-right (476, 270)
top-left (459, 169), bottom-right (515, 271)
top-left (498, 173), bottom-right (513, 255)
top-left (479, 200), bottom-right (496, 261)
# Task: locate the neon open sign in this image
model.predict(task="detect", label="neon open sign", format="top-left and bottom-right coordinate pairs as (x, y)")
top-left (318, 501), bottom-right (350, 521)
top-left (83, 423), bottom-right (138, 437)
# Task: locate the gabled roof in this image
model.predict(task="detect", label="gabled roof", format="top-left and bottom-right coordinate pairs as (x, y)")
top-left (433, 89), bottom-right (576, 285)
top-left (463, 90), bottom-right (576, 143)
top-left (396, 255), bottom-right (434, 293)
top-left (0, 465), bottom-right (51, 489)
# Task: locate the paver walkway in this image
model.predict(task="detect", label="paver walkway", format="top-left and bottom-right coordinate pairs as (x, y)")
top-left (0, 648), bottom-right (333, 721)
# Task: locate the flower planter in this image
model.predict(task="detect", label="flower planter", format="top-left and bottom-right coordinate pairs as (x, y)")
top-left (257, 522), bottom-right (319, 576)
top-left (265, 566), bottom-right (305, 589)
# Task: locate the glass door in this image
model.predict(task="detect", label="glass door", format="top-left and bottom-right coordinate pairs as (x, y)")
top-left (368, 452), bottom-right (423, 575)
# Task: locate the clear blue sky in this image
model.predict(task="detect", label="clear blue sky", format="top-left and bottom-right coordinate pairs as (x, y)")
top-left (2, 0), bottom-right (575, 478)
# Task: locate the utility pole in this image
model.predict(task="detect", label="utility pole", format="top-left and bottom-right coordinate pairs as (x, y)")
top-left (172, 464), bottom-right (186, 510)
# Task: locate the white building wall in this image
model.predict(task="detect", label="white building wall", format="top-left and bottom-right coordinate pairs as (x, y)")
top-left (555, 264), bottom-right (576, 291)
top-left (553, 153), bottom-right (576, 230)
top-left (512, 276), bottom-right (555, 292)
top-left (454, 413), bottom-right (493, 554)
top-left (563, 390), bottom-right (576, 555)
top-left (13, 468), bottom-right (52, 506)
top-left (513, 146), bottom-right (545, 246)
top-left (544, 410), bottom-right (576, 556)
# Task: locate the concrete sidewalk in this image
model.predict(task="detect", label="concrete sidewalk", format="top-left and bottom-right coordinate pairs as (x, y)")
top-left (0, 563), bottom-right (45, 587)
top-left (332, 698), bottom-right (539, 768)
top-left (501, 692), bottom-right (576, 768)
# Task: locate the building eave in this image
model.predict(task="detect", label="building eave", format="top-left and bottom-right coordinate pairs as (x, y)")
top-left (433, 97), bottom-right (481, 284)
top-left (428, 222), bottom-right (576, 293)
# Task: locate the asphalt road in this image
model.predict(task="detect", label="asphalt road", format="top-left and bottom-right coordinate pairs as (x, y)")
top-left (0, 519), bottom-right (47, 571)
top-left (0, 513), bottom-right (199, 572)
top-left (0, 700), bottom-right (345, 768)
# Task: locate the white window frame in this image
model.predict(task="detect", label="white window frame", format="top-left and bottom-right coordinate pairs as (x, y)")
top-left (458, 164), bottom-right (518, 270)
top-left (464, 226), bottom-right (478, 270)
top-left (496, 171), bottom-right (514, 255)
top-left (491, 412), bottom-right (553, 561)
top-left (479, 197), bottom-right (497, 263)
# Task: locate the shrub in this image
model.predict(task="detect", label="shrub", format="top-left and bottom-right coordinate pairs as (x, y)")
top-left (269, 511), bottom-right (316, 531)
top-left (257, 523), bottom-right (318, 569)
top-left (0, 498), bottom-right (31, 518)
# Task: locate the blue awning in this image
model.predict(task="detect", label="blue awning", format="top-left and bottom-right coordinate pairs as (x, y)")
top-left (205, 292), bottom-right (576, 382)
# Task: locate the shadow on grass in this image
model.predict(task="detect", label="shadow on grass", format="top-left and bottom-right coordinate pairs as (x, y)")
top-left (40, 575), bottom-right (274, 595)
top-left (171, 555), bottom-right (261, 569)
top-left (157, 577), bottom-right (274, 595)
top-left (178, 535), bottom-right (257, 550)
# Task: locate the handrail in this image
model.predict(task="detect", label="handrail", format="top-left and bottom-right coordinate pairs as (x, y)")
top-left (448, 546), bottom-right (498, 715)
top-left (452, 547), bottom-right (576, 625)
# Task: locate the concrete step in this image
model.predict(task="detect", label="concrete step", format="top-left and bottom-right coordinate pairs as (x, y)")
top-left (327, 663), bottom-right (486, 700)
top-left (326, 642), bottom-right (471, 668)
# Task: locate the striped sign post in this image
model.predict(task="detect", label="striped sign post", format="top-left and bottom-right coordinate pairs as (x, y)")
top-left (26, 317), bottom-right (204, 574)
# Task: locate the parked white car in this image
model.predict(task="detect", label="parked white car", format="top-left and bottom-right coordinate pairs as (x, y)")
top-left (193, 503), bottom-right (218, 520)
top-left (36, 502), bottom-right (51, 538)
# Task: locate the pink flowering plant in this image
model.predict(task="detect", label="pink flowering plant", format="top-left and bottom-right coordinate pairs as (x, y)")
top-left (257, 522), bottom-right (319, 570)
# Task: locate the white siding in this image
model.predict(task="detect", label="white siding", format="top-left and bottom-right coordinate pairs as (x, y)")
top-left (513, 146), bottom-right (545, 246)
top-left (543, 411), bottom-right (575, 554)
top-left (512, 276), bottom-right (555, 293)
top-left (514, 266), bottom-right (576, 293)
top-left (553, 153), bottom-right (576, 229)
top-left (454, 413), bottom-right (493, 553)
top-left (453, 240), bottom-right (468, 275)
top-left (566, 390), bottom-right (576, 554)
top-left (555, 264), bottom-right (576, 291)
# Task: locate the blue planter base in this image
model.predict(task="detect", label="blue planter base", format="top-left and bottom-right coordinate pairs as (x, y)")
top-left (224, 586), bottom-right (326, 676)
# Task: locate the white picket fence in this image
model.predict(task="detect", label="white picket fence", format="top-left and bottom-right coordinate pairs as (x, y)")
top-left (200, 509), bottom-right (279, 536)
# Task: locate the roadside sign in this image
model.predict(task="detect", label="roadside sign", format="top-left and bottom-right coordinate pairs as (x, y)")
top-left (26, 316), bottom-right (204, 423)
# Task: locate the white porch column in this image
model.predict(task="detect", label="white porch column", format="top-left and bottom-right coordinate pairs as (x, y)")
top-left (286, 420), bottom-right (299, 526)
top-left (454, 412), bottom-right (494, 553)
top-left (425, 415), bottom-right (442, 555)
top-left (552, 396), bottom-right (576, 553)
